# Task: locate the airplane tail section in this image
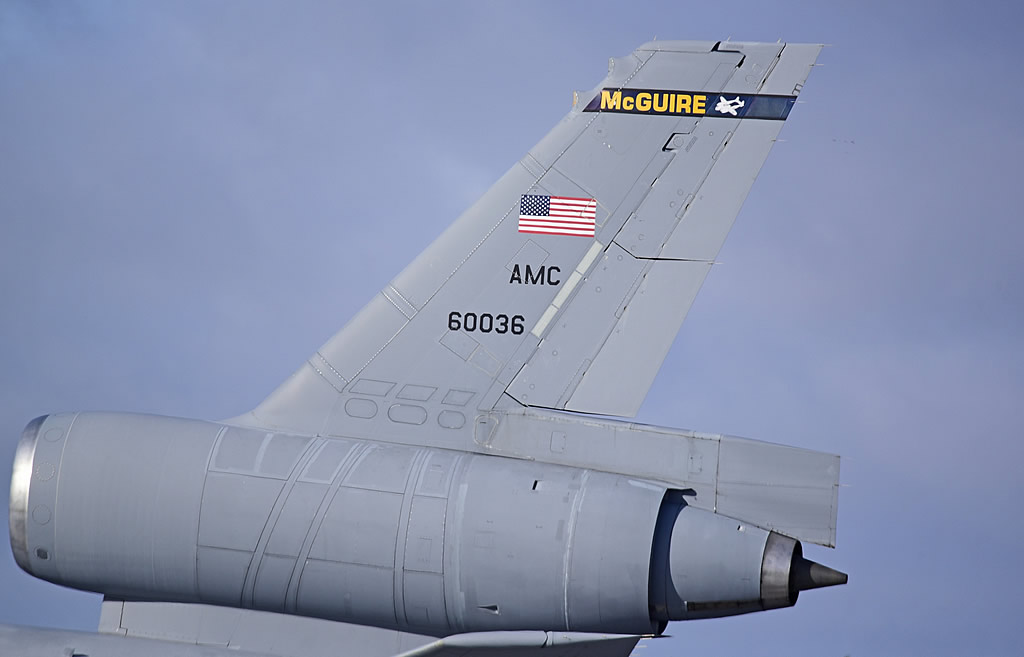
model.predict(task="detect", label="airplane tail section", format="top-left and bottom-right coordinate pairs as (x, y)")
top-left (242, 41), bottom-right (822, 436)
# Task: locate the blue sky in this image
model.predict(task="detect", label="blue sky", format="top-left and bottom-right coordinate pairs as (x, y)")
top-left (2, 2), bottom-right (1022, 656)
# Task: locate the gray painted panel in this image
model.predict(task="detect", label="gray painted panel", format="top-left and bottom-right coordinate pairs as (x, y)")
top-left (758, 43), bottom-right (823, 95)
top-left (398, 385), bottom-right (438, 402)
top-left (717, 483), bottom-right (835, 545)
top-left (0, 624), bottom-right (282, 657)
top-left (297, 560), bottom-right (396, 627)
top-left (552, 114), bottom-right (662, 217)
top-left (437, 410), bottom-right (466, 429)
top-left (482, 409), bottom-right (839, 547)
top-left (717, 436), bottom-right (839, 546)
top-left (253, 554), bottom-right (295, 611)
top-left (658, 120), bottom-right (784, 261)
top-left (258, 434), bottom-right (314, 478)
top-left (351, 379), bottom-right (397, 396)
top-left (320, 293), bottom-right (409, 384)
top-left (390, 630), bottom-right (640, 657)
top-left (567, 260), bottom-right (713, 416)
top-left (505, 239), bottom-right (549, 271)
top-left (625, 49), bottom-right (741, 96)
top-left (403, 571), bottom-right (447, 630)
top-left (198, 473), bottom-right (283, 551)
top-left (213, 427), bottom-right (268, 472)
top-left (612, 124), bottom-right (737, 258)
top-left (566, 474), bottom-right (662, 633)
top-left (718, 435), bottom-right (840, 489)
top-left (456, 458), bottom-right (579, 631)
top-left (635, 39), bottom-right (719, 52)
top-left (102, 600), bottom-right (434, 657)
top-left (534, 167), bottom-right (604, 226)
top-left (266, 482), bottom-right (328, 557)
top-left (300, 440), bottom-right (357, 484)
top-left (246, 361), bottom-right (339, 434)
top-left (527, 88), bottom-right (620, 170)
top-left (665, 506), bottom-right (768, 606)
top-left (45, 413), bottom-right (216, 598)
top-left (716, 42), bottom-right (787, 94)
top-left (197, 546), bottom-right (251, 605)
top-left (404, 496), bottom-right (446, 573)
top-left (345, 444), bottom-right (418, 493)
top-left (415, 450), bottom-right (460, 498)
top-left (310, 487), bottom-right (403, 567)
top-left (390, 404), bottom-right (429, 425)
top-left (506, 243), bottom-right (645, 408)
top-left (391, 164), bottom-right (537, 309)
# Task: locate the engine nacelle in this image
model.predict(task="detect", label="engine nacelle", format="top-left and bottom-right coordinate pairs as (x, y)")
top-left (10, 413), bottom-right (844, 637)
top-left (648, 491), bottom-right (846, 628)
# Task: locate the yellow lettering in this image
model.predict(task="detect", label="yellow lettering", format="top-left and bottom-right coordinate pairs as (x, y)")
top-left (622, 96), bottom-right (635, 111)
top-left (636, 92), bottom-right (652, 112)
top-left (601, 90), bottom-right (621, 110)
top-left (693, 94), bottom-right (706, 115)
top-left (653, 93), bottom-right (669, 113)
top-left (676, 94), bottom-right (691, 114)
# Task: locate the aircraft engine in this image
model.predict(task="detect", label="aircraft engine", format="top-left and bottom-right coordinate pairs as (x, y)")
top-left (10, 412), bottom-right (844, 637)
top-left (647, 490), bottom-right (847, 629)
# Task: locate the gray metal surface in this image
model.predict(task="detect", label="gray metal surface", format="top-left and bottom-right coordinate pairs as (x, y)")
top-left (476, 408), bottom-right (839, 547)
top-left (236, 40), bottom-right (822, 435)
top-left (6, 39), bottom-right (846, 657)
top-left (12, 410), bottom-right (843, 640)
top-left (13, 413), bottom-right (667, 635)
top-left (0, 623), bottom-right (281, 657)
top-left (395, 631), bottom-right (640, 657)
top-left (0, 622), bottom-right (639, 657)
top-left (99, 600), bottom-right (433, 657)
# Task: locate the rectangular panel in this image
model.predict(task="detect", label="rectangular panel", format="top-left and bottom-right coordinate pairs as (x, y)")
top-left (253, 554), bottom-right (295, 611)
top-left (212, 427), bottom-right (268, 473)
top-left (196, 546), bottom-right (251, 605)
top-left (257, 434), bottom-right (314, 479)
top-left (566, 259), bottom-right (713, 416)
top-left (309, 487), bottom-right (403, 567)
top-left (483, 410), bottom-right (839, 547)
top-left (102, 600), bottom-right (434, 657)
top-left (658, 120), bottom-right (784, 261)
top-left (198, 473), bottom-right (283, 551)
top-left (506, 243), bottom-right (645, 408)
top-left (758, 43), bottom-right (823, 95)
top-left (265, 482), bottom-right (328, 557)
top-left (612, 125), bottom-right (737, 258)
top-left (297, 560), bottom-right (396, 626)
top-left (716, 435), bottom-right (839, 546)
top-left (403, 571), bottom-right (446, 630)
top-left (404, 496), bottom-right (446, 573)
top-left (344, 444), bottom-right (417, 493)
top-left (300, 440), bottom-right (356, 484)
top-left (415, 451), bottom-right (459, 498)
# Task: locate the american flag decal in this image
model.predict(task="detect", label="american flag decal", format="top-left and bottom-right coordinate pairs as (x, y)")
top-left (518, 194), bottom-right (597, 237)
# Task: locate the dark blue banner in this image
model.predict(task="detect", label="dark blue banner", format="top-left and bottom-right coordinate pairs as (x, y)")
top-left (583, 88), bottom-right (795, 120)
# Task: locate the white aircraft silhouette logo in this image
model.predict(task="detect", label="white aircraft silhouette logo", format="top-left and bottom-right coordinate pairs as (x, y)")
top-left (715, 95), bottom-right (745, 116)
